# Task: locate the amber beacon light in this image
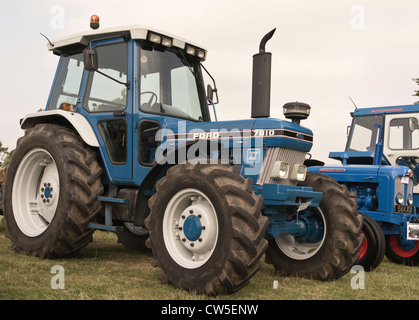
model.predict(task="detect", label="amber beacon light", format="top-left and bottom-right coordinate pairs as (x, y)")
top-left (90, 15), bottom-right (100, 30)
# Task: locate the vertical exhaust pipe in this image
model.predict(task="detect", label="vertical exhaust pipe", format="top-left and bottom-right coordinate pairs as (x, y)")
top-left (251, 28), bottom-right (276, 118)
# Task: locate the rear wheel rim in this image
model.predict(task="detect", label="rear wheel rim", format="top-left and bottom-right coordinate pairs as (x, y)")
top-left (162, 188), bottom-right (218, 269)
top-left (12, 148), bottom-right (60, 237)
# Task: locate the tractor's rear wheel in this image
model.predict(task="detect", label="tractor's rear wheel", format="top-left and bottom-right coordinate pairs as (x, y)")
top-left (145, 163), bottom-right (268, 295)
top-left (357, 213), bottom-right (385, 271)
top-left (2, 124), bottom-right (103, 258)
top-left (265, 172), bottom-right (363, 281)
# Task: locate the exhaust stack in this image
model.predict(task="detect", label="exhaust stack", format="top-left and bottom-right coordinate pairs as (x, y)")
top-left (251, 28), bottom-right (276, 118)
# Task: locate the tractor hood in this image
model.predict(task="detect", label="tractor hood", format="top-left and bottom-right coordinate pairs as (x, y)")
top-left (164, 117), bottom-right (313, 153)
top-left (308, 164), bottom-right (411, 183)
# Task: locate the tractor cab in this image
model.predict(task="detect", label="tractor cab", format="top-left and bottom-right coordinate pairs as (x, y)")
top-left (342, 105), bottom-right (419, 195)
top-left (31, 22), bottom-right (211, 186)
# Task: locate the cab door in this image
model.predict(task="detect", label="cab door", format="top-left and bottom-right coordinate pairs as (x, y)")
top-left (383, 113), bottom-right (419, 196)
top-left (383, 113), bottom-right (419, 164)
top-left (79, 37), bottom-right (134, 183)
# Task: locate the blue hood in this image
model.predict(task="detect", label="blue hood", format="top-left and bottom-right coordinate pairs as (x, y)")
top-left (164, 117), bottom-right (313, 153)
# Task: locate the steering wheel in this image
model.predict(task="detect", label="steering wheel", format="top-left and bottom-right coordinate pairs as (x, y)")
top-left (140, 91), bottom-right (158, 110)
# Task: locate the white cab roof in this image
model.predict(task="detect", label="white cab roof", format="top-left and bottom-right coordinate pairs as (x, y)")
top-left (47, 25), bottom-right (207, 55)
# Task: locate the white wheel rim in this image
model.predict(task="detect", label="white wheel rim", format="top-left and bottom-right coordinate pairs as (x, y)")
top-left (275, 208), bottom-right (326, 260)
top-left (163, 188), bottom-right (218, 269)
top-left (12, 148), bottom-right (60, 237)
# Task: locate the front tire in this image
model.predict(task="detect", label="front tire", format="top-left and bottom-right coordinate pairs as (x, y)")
top-left (265, 173), bottom-right (363, 281)
top-left (385, 235), bottom-right (419, 266)
top-left (145, 163), bottom-right (268, 295)
top-left (2, 124), bottom-right (103, 258)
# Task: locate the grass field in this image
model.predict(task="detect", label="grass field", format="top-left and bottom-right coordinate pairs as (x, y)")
top-left (0, 222), bottom-right (418, 300)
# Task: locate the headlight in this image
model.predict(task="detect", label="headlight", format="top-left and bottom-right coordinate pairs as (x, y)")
top-left (291, 164), bottom-right (307, 182)
top-left (271, 161), bottom-right (289, 179)
top-left (395, 192), bottom-right (404, 205)
top-left (407, 194), bottom-right (414, 205)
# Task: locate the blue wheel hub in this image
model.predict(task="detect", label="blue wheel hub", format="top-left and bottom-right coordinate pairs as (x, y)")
top-left (183, 215), bottom-right (202, 241)
top-left (44, 187), bottom-right (51, 199)
top-left (40, 182), bottom-right (54, 203)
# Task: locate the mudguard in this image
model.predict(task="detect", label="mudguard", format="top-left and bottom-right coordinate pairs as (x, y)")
top-left (20, 110), bottom-right (99, 147)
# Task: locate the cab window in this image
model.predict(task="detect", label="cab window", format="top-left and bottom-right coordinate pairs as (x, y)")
top-left (84, 42), bottom-right (128, 112)
top-left (48, 53), bottom-right (84, 110)
top-left (389, 118), bottom-right (419, 150)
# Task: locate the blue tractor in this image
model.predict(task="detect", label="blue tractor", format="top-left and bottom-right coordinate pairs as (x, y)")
top-left (308, 104), bottom-right (419, 270)
top-left (1, 18), bottom-right (362, 295)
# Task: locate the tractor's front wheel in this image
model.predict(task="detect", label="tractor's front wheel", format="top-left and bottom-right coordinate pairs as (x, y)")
top-left (265, 173), bottom-right (363, 281)
top-left (145, 163), bottom-right (268, 295)
top-left (2, 124), bottom-right (103, 258)
top-left (385, 235), bottom-right (419, 266)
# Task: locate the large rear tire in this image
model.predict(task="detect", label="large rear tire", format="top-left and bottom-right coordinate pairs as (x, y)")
top-left (265, 172), bottom-right (363, 281)
top-left (2, 124), bottom-right (103, 258)
top-left (145, 163), bottom-right (268, 295)
top-left (356, 213), bottom-right (385, 271)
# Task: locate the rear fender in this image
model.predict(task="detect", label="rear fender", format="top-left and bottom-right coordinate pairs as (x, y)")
top-left (20, 110), bottom-right (99, 147)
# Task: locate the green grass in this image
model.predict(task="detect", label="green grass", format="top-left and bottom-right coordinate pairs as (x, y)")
top-left (0, 222), bottom-right (418, 300)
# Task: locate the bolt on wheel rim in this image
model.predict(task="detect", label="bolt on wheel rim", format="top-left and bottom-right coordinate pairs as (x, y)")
top-left (275, 207), bottom-right (326, 260)
top-left (12, 148), bottom-right (60, 237)
top-left (163, 188), bottom-right (218, 269)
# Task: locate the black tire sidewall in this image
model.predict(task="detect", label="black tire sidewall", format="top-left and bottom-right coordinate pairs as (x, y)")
top-left (357, 214), bottom-right (385, 271)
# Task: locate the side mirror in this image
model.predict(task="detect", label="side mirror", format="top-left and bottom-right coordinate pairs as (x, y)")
top-left (207, 84), bottom-right (214, 101)
top-left (83, 48), bottom-right (98, 72)
top-left (206, 84), bottom-right (219, 104)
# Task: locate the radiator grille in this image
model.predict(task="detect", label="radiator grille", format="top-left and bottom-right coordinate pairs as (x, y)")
top-left (256, 147), bottom-right (307, 185)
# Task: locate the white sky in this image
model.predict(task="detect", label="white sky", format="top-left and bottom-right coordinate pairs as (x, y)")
top-left (1, 0), bottom-right (419, 163)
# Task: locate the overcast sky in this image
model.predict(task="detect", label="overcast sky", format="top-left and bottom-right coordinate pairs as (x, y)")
top-left (1, 0), bottom-right (419, 163)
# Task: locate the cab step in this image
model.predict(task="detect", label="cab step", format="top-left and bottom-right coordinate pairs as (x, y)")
top-left (88, 196), bottom-right (129, 232)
